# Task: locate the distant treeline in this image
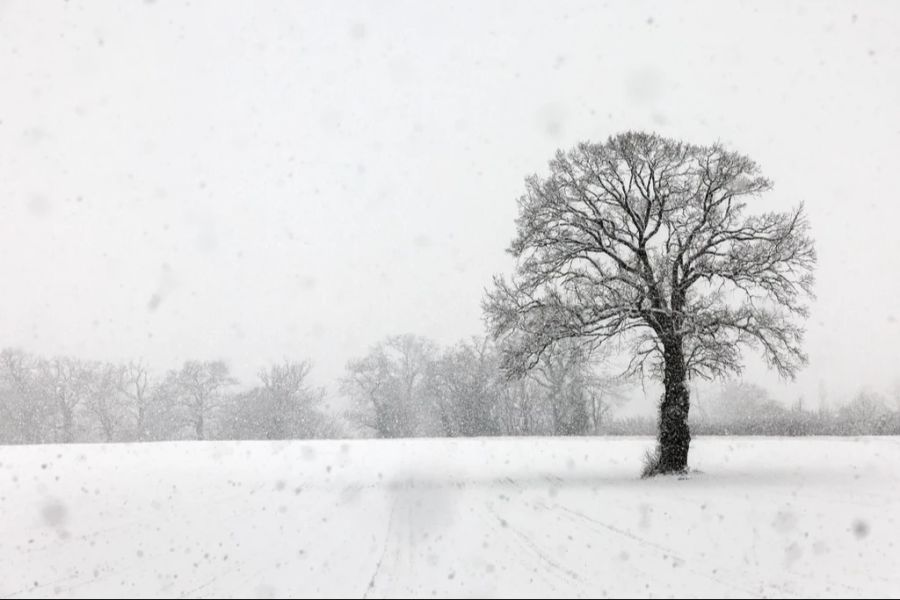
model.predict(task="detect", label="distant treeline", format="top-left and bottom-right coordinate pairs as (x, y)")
top-left (0, 336), bottom-right (622, 444)
top-left (605, 384), bottom-right (900, 436)
top-left (341, 335), bottom-right (628, 438)
top-left (1, 339), bottom-right (898, 445)
top-left (0, 348), bottom-right (338, 445)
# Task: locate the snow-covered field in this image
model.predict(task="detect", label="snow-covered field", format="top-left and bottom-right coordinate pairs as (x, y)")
top-left (1, 437), bottom-right (898, 599)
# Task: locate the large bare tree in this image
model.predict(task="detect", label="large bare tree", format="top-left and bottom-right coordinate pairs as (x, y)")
top-left (484, 132), bottom-right (815, 474)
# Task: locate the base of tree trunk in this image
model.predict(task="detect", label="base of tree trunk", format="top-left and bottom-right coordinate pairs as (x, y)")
top-left (641, 446), bottom-right (690, 478)
top-left (644, 382), bottom-right (691, 477)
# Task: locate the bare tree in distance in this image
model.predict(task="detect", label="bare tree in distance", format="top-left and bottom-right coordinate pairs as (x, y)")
top-left (429, 337), bottom-right (503, 437)
top-left (83, 362), bottom-right (129, 442)
top-left (118, 361), bottom-right (154, 441)
top-left (254, 360), bottom-right (334, 439)
top-left (38, 357), bottom-right (92, 443)
top-left (259, 360), bottom-right (314, 439)
top-left (0, 349), bottom-right (53, 444)
top-left (530, 344), bottom-right (582, 434)
top-left (528, 343), bottom-right (625, 435)
top-left (484, 131), bottom-right (816, 474)
top-left (342, 335), bottom-right (438, 438)
top-left (166, 360), bottom-right (237, 440)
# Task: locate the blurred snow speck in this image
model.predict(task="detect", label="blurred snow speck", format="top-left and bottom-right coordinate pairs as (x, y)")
top-left (41, 500), bottom-right (67, 528)
top-left (147, 294), bottom-right (162, 311)
top-left (853, 519), bottom-right (870, 539)
top-left (784, 542), bottom-right (803, 566)
top-left (147, 263), bottom-right (177, 312)
top-left (349, 21), bottom-right (367, 40)
top-left (773, 508), bottom-right (798, 533)
top-left (22, 127), bottom-right (49, 144)
top-left (536, 103), bottom-right (566, 139)
top-left (27, 195), bottom-right (52, 217)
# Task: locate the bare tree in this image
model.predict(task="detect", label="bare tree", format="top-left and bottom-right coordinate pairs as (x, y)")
top-left (0, 348), bottom-right (54, 444)
top-left (144, 375), bottom-right (189, 440)
top-left (223, 360), bottom-right (334, 439)
top-left (839, 390), bottom-right (891, 435)
top-left (527, 343), bottom-right (625, 435)
top-left (485, 132), bottom-right (815, 474)
top-left (117, 361), bottom-right (154, 441)
top-left (494, 377), bottom-right (540, 436)
top-left (166, 360), bottom-right (236, 440)
top-left (36, 357), bottom-right (93, 443)
top-left (429, 338), bottom-right (503, 437)
top-left (258, 361), bottom-right (309, 436)
top-left (529, 344), bottom-right (592, 435)
top-left (83, 362), bottom-right (129, 442)
top-left (342, 335), bottom-right (438, 438)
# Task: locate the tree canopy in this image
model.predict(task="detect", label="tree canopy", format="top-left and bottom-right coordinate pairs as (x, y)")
top-left (486, 132), bottom-right (816, 381)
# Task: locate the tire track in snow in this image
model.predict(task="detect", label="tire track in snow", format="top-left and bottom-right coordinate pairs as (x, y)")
top-left (484, 505), bottom-right (582, 585)
top-left (471, 506), bottom-right (561, 592)
top-left (480, 493), bottom-right (680, 597)
top-left (554, 504), bottom-right (773, 598)
top-left (362, 499), bottom-right (398, 599)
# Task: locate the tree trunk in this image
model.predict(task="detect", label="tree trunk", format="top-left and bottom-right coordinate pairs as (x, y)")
top-left (654, 338), bottom-right (691, 474)
top-left (101, 416), bottom-right (114, 442)
top-left (195, 413), bottom-right (204, 440)
top-left (136, 404), bottom-right (147, 441)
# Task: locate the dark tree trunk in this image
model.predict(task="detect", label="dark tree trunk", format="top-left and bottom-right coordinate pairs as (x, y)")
top-left (136, 404), bottom-right (147, 441)
top-left (654, 338), bottom-right (691, 474)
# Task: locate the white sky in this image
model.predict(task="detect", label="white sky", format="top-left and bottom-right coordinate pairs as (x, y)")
top-left (1, 0), bottom-right (898, 411)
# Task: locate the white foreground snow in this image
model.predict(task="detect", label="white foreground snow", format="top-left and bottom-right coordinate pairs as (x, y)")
top-left (1, 437), bottom-right (898, 598)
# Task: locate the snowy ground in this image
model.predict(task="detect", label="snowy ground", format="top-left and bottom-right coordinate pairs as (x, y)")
top-left (1, 437), bottom-right (898, 599)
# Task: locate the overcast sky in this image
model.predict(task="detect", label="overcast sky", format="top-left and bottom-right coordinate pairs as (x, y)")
top-left (1, 0), bottom-right (898, 411)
